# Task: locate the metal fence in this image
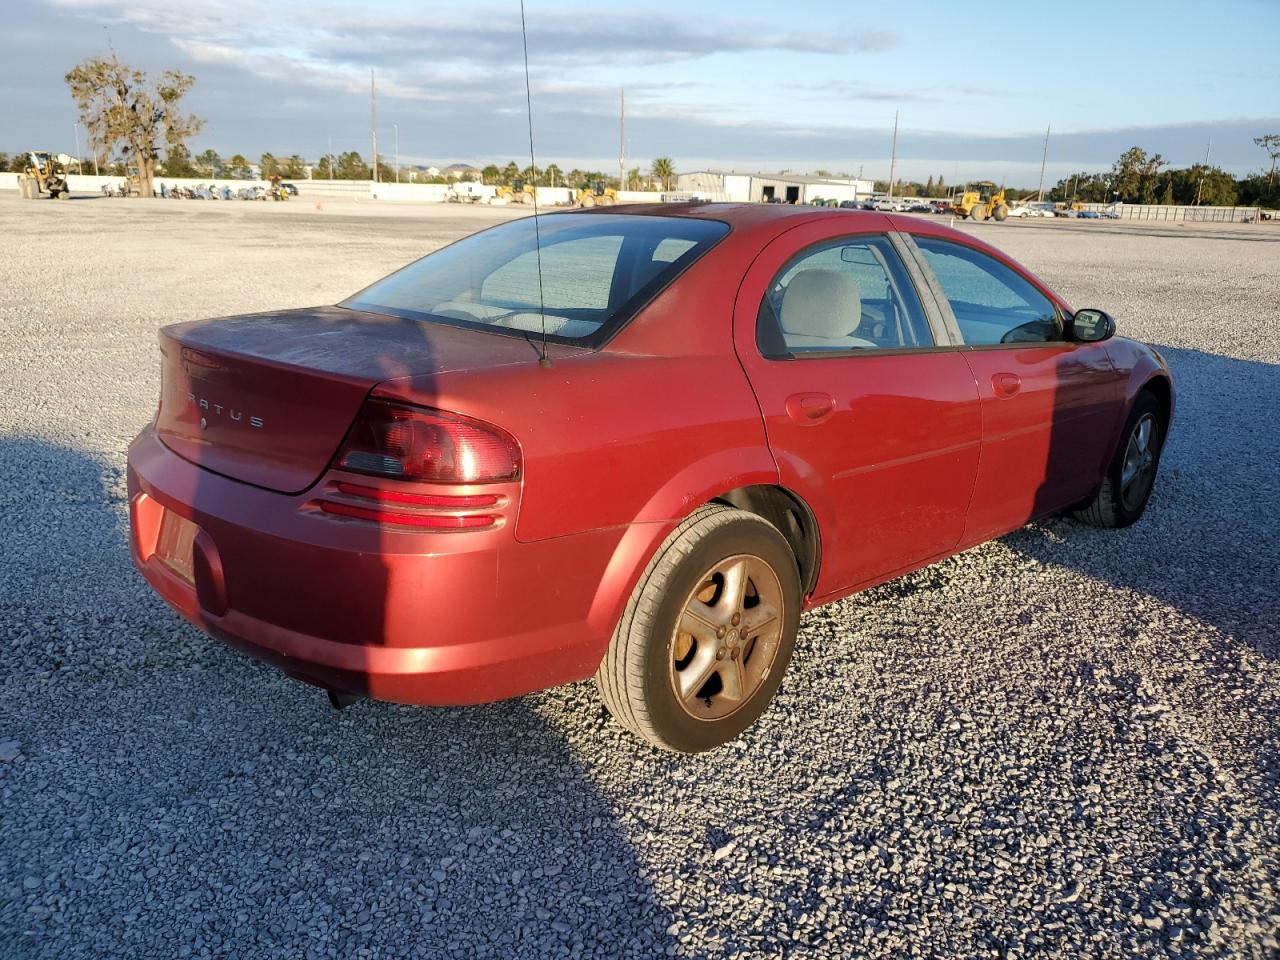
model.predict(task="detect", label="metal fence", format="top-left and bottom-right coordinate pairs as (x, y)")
top-left (1079, 202), bottom-right (1262, 223)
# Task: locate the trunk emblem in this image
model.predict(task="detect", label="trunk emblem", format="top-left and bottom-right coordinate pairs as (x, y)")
top-left (187, 392), bottom-right (265, 429)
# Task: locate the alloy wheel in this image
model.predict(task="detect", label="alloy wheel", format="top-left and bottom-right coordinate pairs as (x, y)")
top-left (1120, 412), bottom-right (1158, 511)
top-left (669, 554), bottom-right (786, 721)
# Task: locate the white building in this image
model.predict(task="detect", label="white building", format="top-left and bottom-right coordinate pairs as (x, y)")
top-left (675, 170), bottom-right (875, 205)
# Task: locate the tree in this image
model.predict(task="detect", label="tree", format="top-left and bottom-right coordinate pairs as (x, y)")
top-left (481, 164), bottom-right (500, 185)
top-left (280, 155), bottom-right (306, 178)
top-left (259, 152), bottom-right (280, 178)
top-left (1255, 134), bottom-right (1280, 189)
top-left (1161, 165), bottom-right (1237, 206)
top-left (65, 50), bottom-right (202, 198)
top-left (194, 148), bottom-right (222, 177)
top-left (501, 161), bottom-right (520, 183)
top-left (925, 175), bottom-right (935, 196)
top-left (163, 143), bottom-right (197, 177)
top-left (1237, 171), bottom-right (1280, 209)
top-left (651, 157), bottom-right (675, 191)
top-left (336, 151), bottom-right (368, 180)
top-left (544, 163), bottom-right (562, 188)
top-left (225, 154), bottom-right (251, 179)
top-left (1110, 146), bottom-right (1166, 203)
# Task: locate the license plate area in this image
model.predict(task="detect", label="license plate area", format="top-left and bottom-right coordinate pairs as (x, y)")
top-left (156, 509), bottom-right (199, 585)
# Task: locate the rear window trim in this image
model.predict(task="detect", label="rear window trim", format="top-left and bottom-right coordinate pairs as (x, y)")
top-left (342, 212), bottom-right (732, 351)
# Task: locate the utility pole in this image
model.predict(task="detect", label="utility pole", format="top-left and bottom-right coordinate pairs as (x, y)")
top-left (1037, 125), bottom-right (1050, 202)
top-left (394, 123), bottom-right (400, 183)
top-left (1194, 138), bottom-right (1211, 206)
top-left (619, 87), bottom-right (625, 191)
top-left (888, 111), bottom-right (899, 197)
top-left (72, 122), bottom-right (81, 172)
top-left (370, 68), bottom-right (379, 183)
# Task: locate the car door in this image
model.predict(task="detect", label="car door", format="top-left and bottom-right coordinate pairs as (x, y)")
top-left (903, 234), bottom-right (1122, 545)
top-left (733, 222), bottom-right (982, 600)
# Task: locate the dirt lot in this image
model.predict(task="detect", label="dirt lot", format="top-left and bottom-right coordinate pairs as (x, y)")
top-left (1, 194), bottom-right (1277, 959)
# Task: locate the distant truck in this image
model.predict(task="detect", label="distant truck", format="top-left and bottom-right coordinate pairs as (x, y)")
top-left (18, 152), bottom-right (73, 199)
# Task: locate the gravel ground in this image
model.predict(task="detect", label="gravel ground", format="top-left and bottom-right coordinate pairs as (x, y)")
top-left (1, 194), bottom-right (1277, 959)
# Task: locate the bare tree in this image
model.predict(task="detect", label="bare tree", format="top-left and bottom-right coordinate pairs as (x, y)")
top-left (1255, 134), bottom-right (1280, 188)
top-left (65, 50), bottom-right (203, 198)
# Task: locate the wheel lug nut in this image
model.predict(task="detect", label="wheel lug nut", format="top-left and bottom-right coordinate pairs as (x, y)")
top-left (716, 626), bottom-right (726, 639)
top-left (732, 613), bottom-right (741, 626)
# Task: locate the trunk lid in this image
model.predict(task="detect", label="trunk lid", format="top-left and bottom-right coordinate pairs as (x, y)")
top-left (155, 305), bottom-right (576, 493)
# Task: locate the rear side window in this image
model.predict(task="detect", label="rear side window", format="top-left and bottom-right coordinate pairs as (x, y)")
top-left (757, 234), bottom-right (933, 357)
top-left (914, 237), bottom-right (1062, 345)
top-left (344, 214), bottom-right (729, 345)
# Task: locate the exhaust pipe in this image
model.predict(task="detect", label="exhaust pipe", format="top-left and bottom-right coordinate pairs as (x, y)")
top-left (326, 689), bottom-right (365, 711)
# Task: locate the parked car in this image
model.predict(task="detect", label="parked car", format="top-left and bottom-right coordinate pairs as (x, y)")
top-left (127, 205), bottom-right (1173, 753)
top-left (930, 200), bottom-right (953, 214)
top-left (873, 198), bottom-right (897, 212)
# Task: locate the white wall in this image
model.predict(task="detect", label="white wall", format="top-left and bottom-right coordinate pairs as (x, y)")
top-left (0, 172), bottom-right (669, 207)
top-left (723, 175), bottom-right (752, 203)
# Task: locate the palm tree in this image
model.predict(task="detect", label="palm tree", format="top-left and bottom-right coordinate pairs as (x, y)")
top-left (651, 157), bottom-right (675, 191)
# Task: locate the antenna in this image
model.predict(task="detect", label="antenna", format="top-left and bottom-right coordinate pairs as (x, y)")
top-left (518, 0), bottom-right (552, 368)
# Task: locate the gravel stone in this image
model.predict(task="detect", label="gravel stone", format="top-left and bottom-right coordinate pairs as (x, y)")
top-left (0, 197), bottom-right (1277, 959)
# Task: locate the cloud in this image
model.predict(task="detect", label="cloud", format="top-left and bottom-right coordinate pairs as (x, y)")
top-left (9, 0), bottom-right (1276, 180)
top-left (50, 0), bottom-right (896, 72)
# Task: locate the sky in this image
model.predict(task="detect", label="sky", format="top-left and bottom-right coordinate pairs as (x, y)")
top-left (2, 0), bottom-right (1278, 186)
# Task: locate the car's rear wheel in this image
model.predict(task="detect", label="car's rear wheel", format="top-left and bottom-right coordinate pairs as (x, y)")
top-left (595, 504), bottom-right (801, 753)
top-left (1072, 390), bottom-right (1166, 528)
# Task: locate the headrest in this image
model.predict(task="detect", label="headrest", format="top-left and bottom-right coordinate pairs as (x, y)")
top-left (779, 269), bottom-right (861, 340)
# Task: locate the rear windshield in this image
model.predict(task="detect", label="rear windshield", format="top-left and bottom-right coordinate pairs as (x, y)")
top-left (343, 213), bottom-right (729, 345)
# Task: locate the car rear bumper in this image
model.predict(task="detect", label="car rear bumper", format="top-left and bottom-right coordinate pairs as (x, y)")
top-left (127, 426), bottom-right (630, 705)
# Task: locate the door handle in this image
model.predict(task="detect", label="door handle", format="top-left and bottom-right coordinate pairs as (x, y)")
top-left (991, 373), bottom-right (1022, 398)
top-left (785, 392), bottom-right (835, 424)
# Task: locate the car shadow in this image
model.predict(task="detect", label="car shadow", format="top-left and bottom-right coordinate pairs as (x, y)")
top-left (0, 434), bottom-right (678, 958)
top-left (1012, 344), bottom-right (1278, 663)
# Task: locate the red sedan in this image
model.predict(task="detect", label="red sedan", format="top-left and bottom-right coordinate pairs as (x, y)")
top-left (127, 204), bottom-right (1172, 752)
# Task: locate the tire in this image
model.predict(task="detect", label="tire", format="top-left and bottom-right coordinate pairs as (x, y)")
top-left (595, 504), bottom-right (802, 753)
top-left (993, 204), bottom-right (1008, 221)
top-left (972, 203), bottom-right (988, 221)
top-left (1072, 390), bottom-right (1166, 528)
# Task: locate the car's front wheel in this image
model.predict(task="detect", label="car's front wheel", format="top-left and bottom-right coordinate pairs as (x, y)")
top-left (595, 505), bottom-right (801, 753)
top-left (1073, 390), bottom-right (1166, 528)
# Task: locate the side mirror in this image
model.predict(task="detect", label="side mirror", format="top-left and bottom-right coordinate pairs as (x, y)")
top-left (1069, 308), bottom-right (1116, 343)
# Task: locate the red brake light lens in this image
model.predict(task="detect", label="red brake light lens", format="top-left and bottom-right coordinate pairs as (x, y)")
top-left (335, 400), bottom-right (520, 484)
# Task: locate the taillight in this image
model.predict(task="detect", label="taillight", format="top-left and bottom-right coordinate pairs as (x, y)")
top-left (334, 400), bottom-right (520, 484)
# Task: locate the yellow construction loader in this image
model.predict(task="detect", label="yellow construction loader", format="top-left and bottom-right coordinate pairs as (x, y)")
top-left (493, 179), bottom-right (536, 205)
top-left (18, 152), bottom-right (72, 199)
top-left (953, 181), bottom-right (1009, 221)
top-left (575, 180), bottom-right (618, 207)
